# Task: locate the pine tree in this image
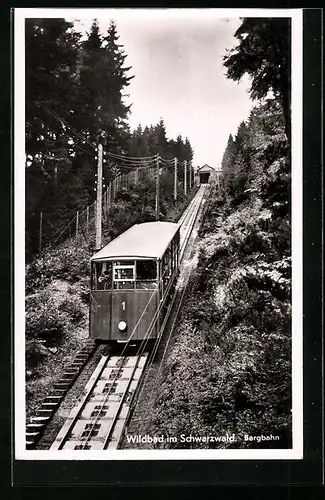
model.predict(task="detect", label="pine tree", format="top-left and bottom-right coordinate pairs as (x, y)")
top-left (223, 18), bottom-right (291, 140)
top-left (152, 118), bottom-right (168, 157)
top-left (126, 125), bottom-right (151, 158)
top-left (102, 21), bottom-right (134, 151)
top-left (184, 137), bottom-right (194, 162)
top-left (25, 18), bottom-right (135, 260)
top-left (174, 134), bottom-right (186, 162)
top-left (26, 18), bottom-right (81, 160)
top-left (25, 18), bottom-right (82, 259)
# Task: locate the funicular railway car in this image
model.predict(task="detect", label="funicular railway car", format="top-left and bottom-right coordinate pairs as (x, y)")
top-left (89, 221), bottom-right (180, 343)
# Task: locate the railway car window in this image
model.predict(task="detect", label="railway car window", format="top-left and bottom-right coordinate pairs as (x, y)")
top-left (136, 260), bottom-right (157, 289)
top-left (91, 263), bottom-right (96, 290)
top-left (162, 248), bottom-right (172, 278)
top-left (136, 260), bottom-right (156, 279)
top-left (113, 261), bottom-right (135, 290)
top-left (114, 260), bottom-right (135, 266)
top-left (114, 281), bottom-right (135, 290)
top-left (95, 262), bottom-right (112, 290)
top-left (114, 268), bottom-right (134, 280)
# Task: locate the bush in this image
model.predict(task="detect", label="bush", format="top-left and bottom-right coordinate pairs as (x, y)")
top-left (26, 244), bottom-right (91, 293)
top-left (26, 292), bottom-right (67, 344)
top-left (58, 293), bottom-right (86, 324)
top-left (26, 341), bottom-right (49, 369)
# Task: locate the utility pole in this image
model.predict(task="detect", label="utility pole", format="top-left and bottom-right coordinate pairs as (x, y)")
top-left (184, 160), bottom-right (187, 195)
top-left (155, 154), bottom-right (160, 221)
top-left (188, 160), bottom-right (192, 190)
top-left (174, 157), bottom-right (178, 202)
top-left (95, 143), bottom-right (103, 250)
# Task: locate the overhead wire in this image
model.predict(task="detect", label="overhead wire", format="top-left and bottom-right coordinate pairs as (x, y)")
top-left (32, 74), bottom-right (189, 166)
top-left (39, 103), bottom-right (96, 151)
top-left (104, 150), bottom-right (156, 161)
top-left (160, 156), bottom-right (174, 163)
top-left (106, 160), bottom-right (157, 170)
top-left (35, 98), bottom-right (185, 167)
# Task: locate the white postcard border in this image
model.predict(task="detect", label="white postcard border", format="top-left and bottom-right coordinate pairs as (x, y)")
top-left (14, 7), bottom-right (303, 461)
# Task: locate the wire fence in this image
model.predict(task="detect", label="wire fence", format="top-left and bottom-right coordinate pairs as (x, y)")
top-left (39, 163), bottom-right (172, 252)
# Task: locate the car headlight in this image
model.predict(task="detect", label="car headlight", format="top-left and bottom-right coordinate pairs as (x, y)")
top-left (118, 321), bottom-right (127, 332)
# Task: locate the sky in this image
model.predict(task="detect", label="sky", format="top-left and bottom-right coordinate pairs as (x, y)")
top-left (70, 11), bottom-right (254, 169)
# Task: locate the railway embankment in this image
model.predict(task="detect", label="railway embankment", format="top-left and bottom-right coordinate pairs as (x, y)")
top-left (25, 185), bottom-right (198, 419)
top-left (141, 193), bottom-right (291, 449)
top-left (140, 104), bottom-right (291, 449)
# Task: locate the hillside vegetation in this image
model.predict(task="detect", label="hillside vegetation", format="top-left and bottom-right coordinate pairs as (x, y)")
top-left (144, 16), bottom-right (292, 450)
top-left (147, 98), bottom-right (291, 448)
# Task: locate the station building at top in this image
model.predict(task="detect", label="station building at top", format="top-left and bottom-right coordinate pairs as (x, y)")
top-left (194, 164), bottom-right (222, 185)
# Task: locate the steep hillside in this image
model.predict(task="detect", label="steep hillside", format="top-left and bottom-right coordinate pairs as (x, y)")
top-left (146, 100), bottom-right (292, 448)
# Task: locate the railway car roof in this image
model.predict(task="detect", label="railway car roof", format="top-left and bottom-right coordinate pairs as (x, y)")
top-left (90, 221), bottom-right (179, 261)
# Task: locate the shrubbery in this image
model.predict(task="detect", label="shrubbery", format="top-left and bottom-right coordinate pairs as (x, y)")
top-left (26, 292), bottom-right (67, 344)
top-left (26, 243), bottom-right (91, 294)
top-left (147, 99), bottom-right (292, 449)
top-left (58, 291), bottom-right (87, 324)
top-left (26, 341), bottom-right (49, 370)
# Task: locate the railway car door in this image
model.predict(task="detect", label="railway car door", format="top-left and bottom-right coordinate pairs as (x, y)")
top-left (90, 261), bottom-right (113, 340)
top-left (111, 261), bottom-right (136, 340)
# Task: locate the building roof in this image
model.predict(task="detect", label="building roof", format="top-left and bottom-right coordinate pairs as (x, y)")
top-left (197, 164), bottom-right (215, 172)
top-left (90, 221), bottom-right (179, 262)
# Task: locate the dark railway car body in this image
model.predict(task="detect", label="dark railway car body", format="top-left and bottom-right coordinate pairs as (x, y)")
top-left (89, 222), bottom-right (180, 343)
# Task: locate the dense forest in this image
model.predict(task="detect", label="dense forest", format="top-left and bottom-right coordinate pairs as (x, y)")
top-left (26, 18), bottom-right (194, 261)
top-left (145, 17), bottom-right (292, 448)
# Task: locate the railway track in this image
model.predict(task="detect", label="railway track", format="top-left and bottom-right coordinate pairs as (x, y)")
top-left (45, 184), bottom-right (208, 451)
top-left (50, 352), bottom-right (148, 450)
top-left (122, 185), bottom-right (210, 445)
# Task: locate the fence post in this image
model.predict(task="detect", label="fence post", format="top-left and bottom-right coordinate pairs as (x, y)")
top-left (109, 182), bottom-right (112, 206)
top-left (76, 210), bottom-right (79, 238)
top-left (86, 205), bottom-right (89, 235)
